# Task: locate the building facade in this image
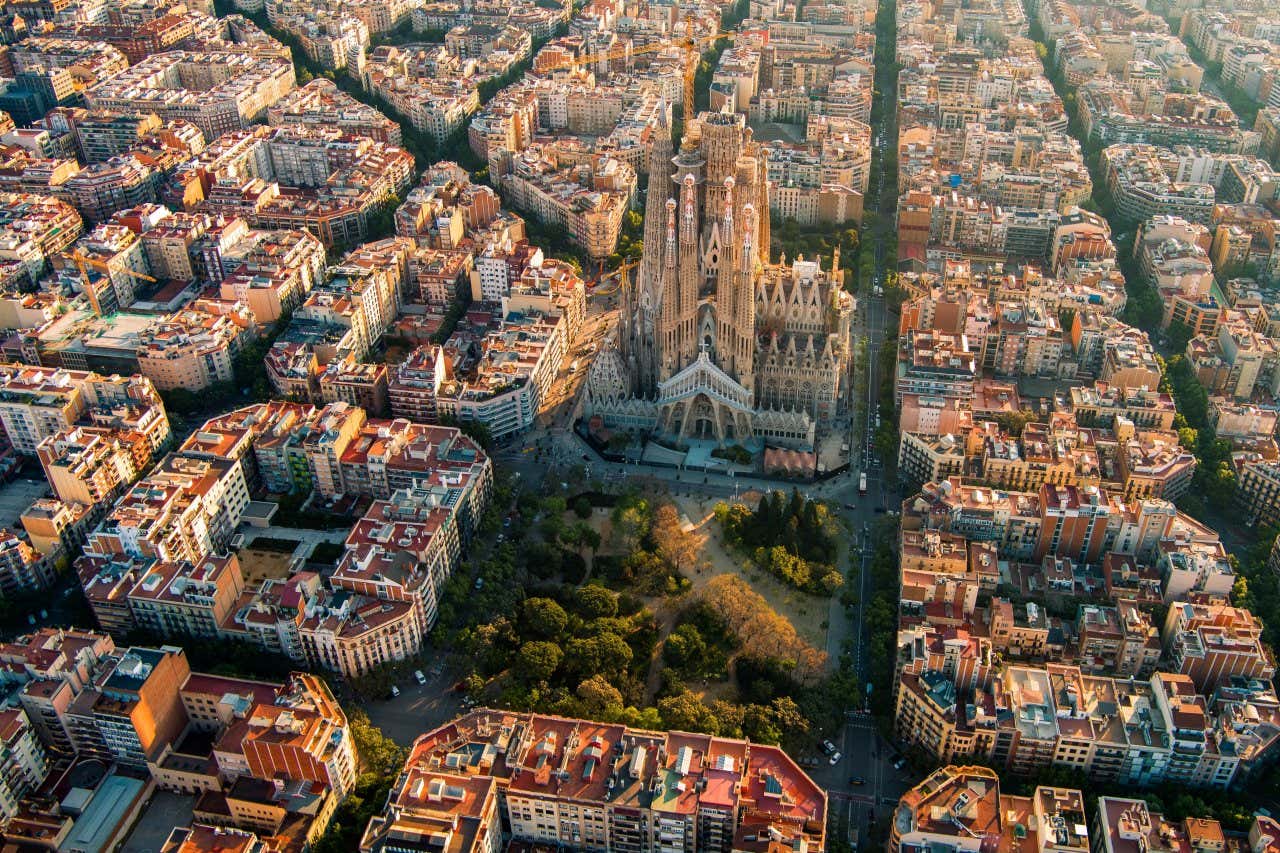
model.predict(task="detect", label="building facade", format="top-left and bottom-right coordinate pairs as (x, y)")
top-left (585, 108), bottom-right (854, 450)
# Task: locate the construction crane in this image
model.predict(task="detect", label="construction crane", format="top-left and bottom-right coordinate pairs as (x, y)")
top-left (681, 32), bottom-right (730, 129)
top-left (68, 250), bottom-right (156, 317)
top-left (591, 256), bottom-right (641, 299)
top-left (536, 31), bottom-right (727, 128)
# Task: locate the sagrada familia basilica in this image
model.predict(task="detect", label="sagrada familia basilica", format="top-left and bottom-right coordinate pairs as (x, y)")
top-left (584, 105), bottom-right (855, 448)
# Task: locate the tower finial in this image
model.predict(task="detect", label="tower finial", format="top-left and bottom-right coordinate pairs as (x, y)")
top-left (722, 176), bottom-right (735, 235)
top-left (681, 175), bottom-right (696, 234)
top-left (665, 198), bottom-right (677, 260)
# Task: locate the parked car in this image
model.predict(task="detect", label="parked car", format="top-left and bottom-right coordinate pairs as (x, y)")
top-left (414, 670), bottom-right (427, 685)
top-left (821, 740), bottom-right (837, 755)
top-left (829, 752), bottom-right (842, 765)
top-left (390, 685), bottom-right (400, 698)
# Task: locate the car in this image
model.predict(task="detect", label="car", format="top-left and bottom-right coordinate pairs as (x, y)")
top-left (474, 577), bottom-right (484, 590)
top-left (414, 670), bottom-right (427, 685)
top-left (821, 740), bottom-right (837, 755)
top-left (582, 454), bottom-right (590, 460)
top-left (829, 752), bottom-right (842, 765)
top-left (390, 685), bottom-right (401, 697)
top-left (844, 502), bottom-right (857, 510)
top-left (849, 777), bottom-right (866, 786)
top-left (893, 757), bottom-right (906, 770)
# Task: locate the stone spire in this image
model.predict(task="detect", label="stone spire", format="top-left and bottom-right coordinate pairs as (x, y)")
top-left (640, 99), bottom-right (674, 300)
top-left (664, 198), bottom-right (677, 267)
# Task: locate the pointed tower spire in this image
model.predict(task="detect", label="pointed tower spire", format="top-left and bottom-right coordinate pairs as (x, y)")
top-left (665, 198), bottom-right (677, 266)
top-left (681, 174), bottom-right (697, 240)
top-left (721, 176), bottom-right (735, 236)
top-left (640, 99), bottom-right (674, 296)
top-left (642, 99), bottom-right (677, 392)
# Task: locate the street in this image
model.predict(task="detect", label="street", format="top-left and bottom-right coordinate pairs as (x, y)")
top-left (363, 654), bottom-right (468, 747)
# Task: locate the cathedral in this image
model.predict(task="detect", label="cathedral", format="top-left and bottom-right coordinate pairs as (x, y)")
top-left (584, 105), bottom-right (855, 449)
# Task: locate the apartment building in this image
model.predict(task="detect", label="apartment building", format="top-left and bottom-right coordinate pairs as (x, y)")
top-left (0, 365), bottom-right (169, 455)
top-left (895, 331), bottom-right (978, 405)
top-left (1102, 145), bottom-right (1218, 226)
top-left (126, 554), bottom-right (247, 641)
top-left (361, 709), bottom-right (827, 853)
top-left (1163, 600), bottom-right (1275, 693)
top-left (217, 228), bottom-right (326, 323)
top-left (296, 591), bottom-right (424, 680)
top-left (239, 672), bottom-right (356, 797)
top-left (0, 626), bottom-right (117, 754)
top-left (318, 359), bottom-right (389, 417)
top-left (365, 47), bottom-right (483, 145)
top-left (37, 426), bottom-right (146, 507)
top-left (498, 145), bottom-right (634, 259)
top-left (267, 79), bottom-right (402, 146)
top-left (388, 346), bottom-right (446, 423)
top-left (20, 498), bottom-right (92, 557)
top-left (0, 191), bottom-right (83, 283)
top-left (0, 708), bottom-right (49, 821)
top-left (65, 644), bottom-right (191, 768)
top-left (82, 449), bottom-right (249, 573)
top-left (894, 657), bottom-right (1264, 788)
top-left (1236, 459), bottom-right (1280, 528)
top-left (1070, 382), bottom-right (1177, 430)
top-left (1093, 798), bottom-right (1225, 853)
top-left (136, 301), bottom-right (258, 392)
top-left (0, 622), bottom-right (353, 845)
top-left (0, 533), bottom-right (57, 596)
top-left (1077, 600), bottom-right (1162, 677)
top-left (86, 51), bottom-right (296, 141)
top-left (135, 209), bottom-right (214, 283)
top-left (889, 766), bottom-right (1089, 853)
top-left (56, 223), bottom-right (151, 314)
top-left (411, 249), bottom-right (473, 313)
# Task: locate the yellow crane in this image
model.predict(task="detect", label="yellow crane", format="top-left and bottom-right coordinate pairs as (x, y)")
top-left (591, 256), bottom-right (641, 298)
top-left (68, 250), bottom-right (156, 316)
top-left (536, 31), bottom-right (728, 128)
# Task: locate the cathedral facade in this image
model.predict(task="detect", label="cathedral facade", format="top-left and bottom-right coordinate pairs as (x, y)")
top-left (584, 107), bottom-right (854, 449)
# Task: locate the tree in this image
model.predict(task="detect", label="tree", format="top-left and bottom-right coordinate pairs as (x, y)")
top-left (575, 586), bottom-right (618, 618)
top-left (573, 496), bottom-right (593, 518)
top-left (618, 549), bottom-right (671, 594)
top-left (652, 503), bottom-right (698, 573)
top-left (348, 709), bottom-right (406, 774)
top-left (1166, 319), bottom-right (1194, 354)
top-left (462, 673), bottom-right (485, 698)
top-left (699, 575), bottom-right (828, 683)
top-left (566, 632), bottom-right (633, 679)
top-left (995, 410), bottom-right (1036, 437)
top-left (572, 522), bottom-right (602, 554)
top-left (576, 675), bottom-right (624, 716)
top-left (518, 641), bottom-right (563, 682)
top-left (611, 495), bottom-right (651, 550)
top-left (663, 623), bottom-right (708, 671)
top-left (658, 690), bottom-right (720, 733)
top-left (521, 598), bottom-right (568, 640)
top-left (742, 703), bottom-right (782, 744)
